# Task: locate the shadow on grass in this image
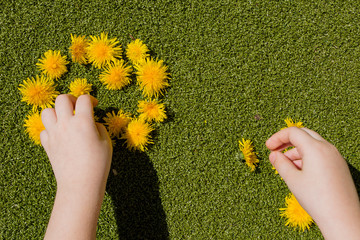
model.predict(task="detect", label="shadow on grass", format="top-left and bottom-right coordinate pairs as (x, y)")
top-left (349, 163), bottom-right (360, 198)
top-left (106, 142), bottom-right (169, 239)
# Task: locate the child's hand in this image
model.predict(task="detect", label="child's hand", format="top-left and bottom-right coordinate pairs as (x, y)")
top-left (41, 94), bottom-right (112, 194)
top-left (266, 127), bottom-right (360, 240)
top-left (41, 94), bottom-right (112, 239)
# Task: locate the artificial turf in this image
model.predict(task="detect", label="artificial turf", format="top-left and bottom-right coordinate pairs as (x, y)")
top-left (1, 0), bottom-right (360, 239)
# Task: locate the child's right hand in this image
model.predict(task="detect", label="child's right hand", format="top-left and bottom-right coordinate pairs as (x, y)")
top-left (266, 127), bottom-right (360, 240)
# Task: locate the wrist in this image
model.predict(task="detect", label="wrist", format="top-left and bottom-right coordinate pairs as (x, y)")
top-left (315, 202), bottom-right (360, 240)
top-left (45, 185), bottom-right (105, 240)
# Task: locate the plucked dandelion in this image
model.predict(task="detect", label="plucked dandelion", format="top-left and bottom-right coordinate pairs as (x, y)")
top-left (238, 138), bottom-right (259, 172)
top-left (69, 78), bottom-right (92, 97)
top-left (99, 59), bottom-right (132, 90)
top-left (135, 58), bottom-right (170, 98)
top-left (280, 193), bottom-right (314, 231)
top-left (137, 99), bottom-right (167, 123)
top-left (86, 32), bottom-right (122, 69)
top-left (282, 117), bottom-right (304, 129)
top-left (69, 34), bottom-right (89, 64)
top-left (126, 39), bottom-right (150, 64)
top-left (36, 50), bottom-right (69, 80)
top-left (18, 75), bottom-right (59, 110)
top-left (24, 111), bottom-right (45, 145)
top-left (103, 110), bottom-right (131, 138)
top-left (122, 118), bottom-right (153, 151)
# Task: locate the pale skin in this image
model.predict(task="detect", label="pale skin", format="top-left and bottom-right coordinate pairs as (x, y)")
top-left (41, 95), bottom-right (360, 239)
top-left (266, 127), bottom-right (360, 240)
top-left (41, 94), bottom-right (112, 240)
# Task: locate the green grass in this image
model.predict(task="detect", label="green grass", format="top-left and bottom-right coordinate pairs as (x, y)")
top-left (1, 0), bottom-right (360, 239)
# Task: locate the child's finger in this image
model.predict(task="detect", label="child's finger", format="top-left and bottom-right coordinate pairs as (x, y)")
top-left (265, 127), bottom-right (317, 154)
top-left (301, 128), bottom-right (325, 141)
top-left (293, 160), bottom-right (302, 169)
top-left (40, 130), bottom-right (49, 150)
top-left (283, 148), bottom-right (303, 169)
top-left (89, 95), bottom-right (98, 108)
top-left (55, 94), bottom-right (77, 120)
top-left (41, 108), bottom-right (57, 130)
top-left (284, 148), bottom-right (301, 161)
top-left (269, 151), bottom-right (300, 184)
top-left (95, 123), bottom-right (113, 155)
top-left (75, 95), bottom-right (95, 119)
top-left (95, 122), bottom-right (111, 141)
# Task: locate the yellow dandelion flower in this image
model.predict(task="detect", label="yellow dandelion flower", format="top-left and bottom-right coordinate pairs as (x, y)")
top-left (281, 117), bottom-right (304, 129)
top-left (24, 111), bottom-right (45, 145)
top-left (238, 138), bottom-right (259, 172)
top-left (99, 59), bottom-right (132, 90)
top-left (137, 99), bottom-right (167, 123)
top-left (280, 193), bottom-right (314, 231)
top-left (69, 34), bottom-right (89, 64)
top-left (69, 78), bottom-right (92, 97)
top-left (126, 39), bottom-right (150, 64)
top-left (103, 110), bottom-right (131, 138)
top-left (36, 50), bottom-right (69, 80)
top-left (135, 58), bottom-right (170, 98)
top-left (86, 32), bottom-right (122, 69)
top-left (122, 118), bottom-right (153, 151)
top-left (18, 75), bottom-right (59, 110)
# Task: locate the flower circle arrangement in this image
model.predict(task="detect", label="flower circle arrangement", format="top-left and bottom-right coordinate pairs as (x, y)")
top-left (18, 32), bottom-right (170, 152)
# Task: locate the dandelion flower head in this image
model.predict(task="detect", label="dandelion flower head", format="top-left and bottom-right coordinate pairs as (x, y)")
top-left (238, 138), bottom-right (259, 172)
top-left (135, 58), bottom-right (170, 98)
top-left (99, 59), bottom-right (132, 90)
top-left (122, 118), bottom-right (153, 151)
top-left (86, 32), bottom-right (122, 69)
top-left (69, 34), bottom-right (89, 64)
top-left (24, 111), bottom-right (45, 145)
top-left (69, 78), bottom-right (92, 97)
top-left (36, 50), bottom-right (69, 80)
top-left (282, 117), bottom-right (304, 129)
top-left (280, 193), bottom-right (314, 231)
top-left (126, 39), bottom-right (150, 64)
top-left (137, 99), bottom-right (167, 123)
top-left (18, 75), bottom-right (59, 110)
top-left (103, 110), bottom-right (131, 138)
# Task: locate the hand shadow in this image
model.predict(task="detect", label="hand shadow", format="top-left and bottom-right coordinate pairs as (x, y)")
top-left (106, 141), bottom-right (170, 239)
top-left (348, 163), bottom-right (360, 198)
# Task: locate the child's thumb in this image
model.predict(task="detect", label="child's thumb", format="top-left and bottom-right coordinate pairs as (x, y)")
top-left (269, 151), bottom-right (299, 183)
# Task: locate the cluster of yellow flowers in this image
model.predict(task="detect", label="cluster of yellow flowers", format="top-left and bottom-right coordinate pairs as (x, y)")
top-left (18, 32), bottom-right (170, 151)
top-left (238, 118), bottom-right (313, 232)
